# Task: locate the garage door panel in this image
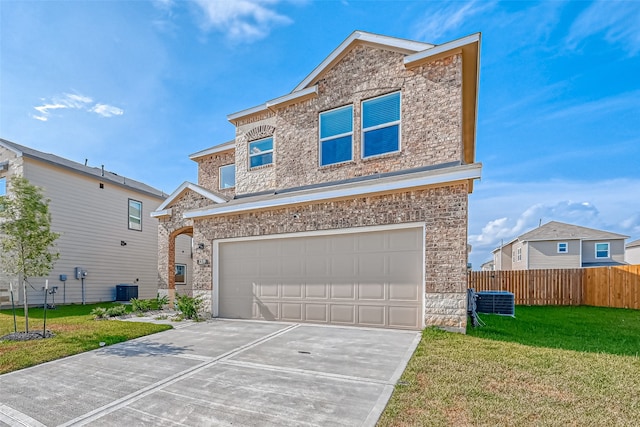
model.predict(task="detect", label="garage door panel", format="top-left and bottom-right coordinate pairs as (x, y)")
top-left (330, 304), bottom-right (355, 324)
top-left (358, 282), bottom-right (385, 300)
top-left (388, 306), bottom-right (420, 328)
top-left (389, 283), bottom-right (420, 301)
top-left (305, 304), bottom-right (328, 322)
top-left (358, 305), bottom-right (386, 326)
top-left (306, 283), bottom-right (328, 299)
top-left (218, 227), bottom-right (423, 330)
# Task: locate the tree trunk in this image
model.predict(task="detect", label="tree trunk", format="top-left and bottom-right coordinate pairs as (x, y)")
top-left (22, 276), bottom-right (29, 333)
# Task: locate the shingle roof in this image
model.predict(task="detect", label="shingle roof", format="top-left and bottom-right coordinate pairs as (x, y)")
top-left (626, 239), bottom-right (640, 249)
top-left (518, 221), bottom-right (628, 242)
top-left (0, 138), bottom-right (166, 199)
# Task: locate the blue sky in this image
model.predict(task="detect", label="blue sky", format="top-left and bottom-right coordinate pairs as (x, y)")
top-left (1, 0), bottom-right (639, 267)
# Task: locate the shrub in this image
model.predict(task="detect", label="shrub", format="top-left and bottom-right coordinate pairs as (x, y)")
top-left (90, 307), bottom-right (107, 320)
top-left (130, 298), bottom-right (152, 313)
top-left (174, 293), bottom-right (203, 320)
top-left (155, 294), bottom-right (169, 309)
top-left (105, 304), bottom-right (128, 317)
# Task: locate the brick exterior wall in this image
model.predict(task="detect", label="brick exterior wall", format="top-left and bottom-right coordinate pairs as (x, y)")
top-left (195, 149), bottom-right (236, 198)
top-left (158, 183), bottom-right (469, 330)
top-left (226, 45), bottom-right (462, 196)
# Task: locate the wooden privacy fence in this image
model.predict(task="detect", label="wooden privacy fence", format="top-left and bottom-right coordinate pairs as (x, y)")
top-left (468, 265), bottom-right (640, 309)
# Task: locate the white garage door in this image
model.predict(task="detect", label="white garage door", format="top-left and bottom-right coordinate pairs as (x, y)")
top-left (216, 226), bottom-right (423, 330)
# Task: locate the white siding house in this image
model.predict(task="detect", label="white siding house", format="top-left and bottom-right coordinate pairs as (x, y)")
top-left (626, 239), bottom-right (640, 265)
top-left (0, 139), bottom-right (167, 306)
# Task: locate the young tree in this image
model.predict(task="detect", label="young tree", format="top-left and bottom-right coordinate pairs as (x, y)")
top-left (0, 176), bottom-right (59, 333)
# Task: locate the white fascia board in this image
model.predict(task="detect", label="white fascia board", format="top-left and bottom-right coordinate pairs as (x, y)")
top-left (265, 85), bottom-right (317, 108)
top-left (150, 208), bottom-right (172, 218)
top-left (185, 163), bottom-right (482, 219)
top-left (189, 141), bottom-right (235, 160)
top-left (0, 140), bottom-right (22, 156)
top-left (404, 33), bottom-right (480, 67)
top-left (154, 181), bottom-right (227, 212)
top-left (294, 31), bottom-right (434, 92)
top-left (227, 86), bottom-right (318, 123)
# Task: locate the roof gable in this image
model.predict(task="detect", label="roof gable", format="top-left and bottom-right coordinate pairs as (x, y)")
top-left (518, 221), bottom-right (629, 242)
top-left (153, 181), bottom-right (228, 214)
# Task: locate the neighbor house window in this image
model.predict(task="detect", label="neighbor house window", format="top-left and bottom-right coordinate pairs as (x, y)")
top-left (557, 242), bottom-right (568, 253)
top-left (319, 105), bottom-right (353, 166)
top-left (249, 137), bottom-right (273, 168)
top-left (219, 164), bottom-right (235, 189)
top-left (0, 177), bottom-right (5, 197)
top-left (175, 264), bottom-right (186, 284)
top-left (128, 199), bottom-right (142, 231)
top-left (595, 242), bottom-right (610, 259)
top-left (362, 91), bottom-right (401, 158)
top-left (516, 247), bottom-right (522, 262)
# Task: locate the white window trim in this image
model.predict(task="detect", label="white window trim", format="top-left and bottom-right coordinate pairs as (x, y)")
top-left (557, 242), bottom-right (568, 253)
top-left (516, 247), bottom-right (522, 262)
top-left (595, 242), bottom-right (610, 259)
top-left (219, 164), bottom-right (235, 189)
top-left (175, 263), bottom-right (187, 285)
top-left (361, 91), bottom-right (402, 159)
top-left (128, 199), bottom-right (142, 231)
top-left (319, 104), bottom-right (354, 167)
top-left (248, 137), bottom-right (274, 169)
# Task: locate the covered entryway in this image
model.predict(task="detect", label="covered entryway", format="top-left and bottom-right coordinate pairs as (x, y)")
top-left (215, 225), bottom-right (424, 330)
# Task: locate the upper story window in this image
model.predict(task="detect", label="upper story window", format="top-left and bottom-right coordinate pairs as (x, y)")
top-left (319, 105), bottom-right (353, 166)
top-left (362, 92), bottom-right (401, 158)
top-left (595, 242), bottom-right (610, 259)
top-left (219, 164), bottom-right (235, 189)
top-left (128, 199), bottom-right (142, 231)
top-left (557, 242), bottom-right (568, 253)
top-left (0, 177), bottom-right (6, 197)
top-left (249, 137), bottom-right (273, 168)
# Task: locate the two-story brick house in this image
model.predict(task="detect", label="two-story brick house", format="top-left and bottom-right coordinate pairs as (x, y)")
top-left (153, 31), bottom-right (482, 332)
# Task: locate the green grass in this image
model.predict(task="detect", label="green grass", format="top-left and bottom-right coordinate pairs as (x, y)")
top-left (0, 303), bottom-right (171, 374)
top-left (378, 306), bottom-right (640, 426)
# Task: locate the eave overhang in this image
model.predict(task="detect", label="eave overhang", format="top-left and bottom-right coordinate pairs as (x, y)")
top-left (151, 181), bottom-right (228, 217)
top-left (227, 85), bottom-right (318, 124)
top-left (184, 162), bottom-right (482, 219)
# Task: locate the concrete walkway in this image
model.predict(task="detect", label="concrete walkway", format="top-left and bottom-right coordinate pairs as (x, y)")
top-left (0, 319), bottom-right (420, 426)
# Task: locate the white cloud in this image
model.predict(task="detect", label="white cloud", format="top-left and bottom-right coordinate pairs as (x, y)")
top-left (32, 92), bottom-right (123, 121)
top-left (566, 1), bottom-right (640, 56)
top-left (90, 104), bottom-right (124, 117)
top-left (191, 0), bottom-right (292, 42)
top-left (412, 0), bottom-right (497, 42)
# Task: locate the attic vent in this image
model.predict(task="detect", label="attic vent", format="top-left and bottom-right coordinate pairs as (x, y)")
top-left (476, 291), bottom-right (515, 316)
top-left (99, 183), bottom-right (104, 189)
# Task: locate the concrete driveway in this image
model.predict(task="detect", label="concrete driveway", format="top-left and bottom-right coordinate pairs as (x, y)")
top-left (0, 319), bottom-right (420, 426)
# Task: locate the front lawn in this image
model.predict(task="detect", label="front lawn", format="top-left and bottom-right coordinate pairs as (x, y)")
top-left (378, 306), bottom-right (640, 426)
top-left (0, 303), bottom-right (171, 374)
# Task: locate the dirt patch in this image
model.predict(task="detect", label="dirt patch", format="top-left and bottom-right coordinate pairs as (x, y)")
top-left (0, 330), bottom-right (55, 341)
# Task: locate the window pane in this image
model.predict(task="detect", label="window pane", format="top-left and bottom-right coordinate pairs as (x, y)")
top-left (596, 243), bottom-right (609, 258)
top-left (363, 92), bottom-right (400, 129)
top-left (321, 135), bottom-right (352, 166)
top-left (249, 138), bottom-right (273, 154)
top-left (175, 264), bottom-right (186, 283)
top-left (0, 177), bottom-right (5, 196)
top-left (220, 164), bottom-right (235, 189)
top-left (363, 125), bottom-right (399, 157)
top-left (128, 200), bottom-right (142, 230)
top-left (250, 152), bottom-right (273, 168)
top-left (320, 106), bottom-right (353, 138)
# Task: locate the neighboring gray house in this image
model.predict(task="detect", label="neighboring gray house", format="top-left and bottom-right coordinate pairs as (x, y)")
top-left (492, 221), bottom-right (628, 270)
top-left (480, 260), bottom-right (495, 271)
top-left (0, 139), bottom-right (176, 306)
top-left (153, 31), bottom-right (482, 332)
top-left (625, 239), bottom-right (640, 265)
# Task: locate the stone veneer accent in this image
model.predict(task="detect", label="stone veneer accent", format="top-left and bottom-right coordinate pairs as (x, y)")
top-left (227, 45), bottom-right (462, 197)
top-left (158, 182), bottom-right (469, 330)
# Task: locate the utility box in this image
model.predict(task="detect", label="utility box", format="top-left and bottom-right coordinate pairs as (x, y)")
top-left (115, 284), bottom-right (138, 301)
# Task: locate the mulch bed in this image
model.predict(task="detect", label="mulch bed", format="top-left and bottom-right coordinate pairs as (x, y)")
top-left (0, 330), bottom-right (55, 341)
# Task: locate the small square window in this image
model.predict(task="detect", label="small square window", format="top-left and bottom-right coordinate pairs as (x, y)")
top-left (249, 137), bottom-right (273, 168)
top-left (557, 242), bottom-right (568, 253)
top-left (175, 264), bottom-right (186, 284)
top-left (362, 92), bottom-right (401, 158)
top-left (595, 242), bottom-right (610, 259)
top-left (128, 199), bottom-right (142, 231)
top-left (219, 164), bottom-right (235, 189)
top-left (319, 105), bottom-right (353, 166)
